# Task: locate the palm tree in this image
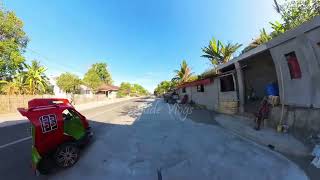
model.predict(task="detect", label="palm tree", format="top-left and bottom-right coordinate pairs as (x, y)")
top-left (13, 72), bottom-right (27, 94)
top-left (24, 60), bottom-right (48, 95)
top-left (0, 73), bottom-right (26, 95)
top-left (172, 60), bottom-right (193, 84)
top-left (270, 21), bottom-right (285, 37)
top-left (1, 81), bottom-right (19, 95)
top-left (242, 28), bottom-right (272, 53)
top-left (201, 37), bottom-right (242, 66)
top-left (201, 37), bottom-right (223, 65)
top-left (220, 43), bottom-right (242, 63)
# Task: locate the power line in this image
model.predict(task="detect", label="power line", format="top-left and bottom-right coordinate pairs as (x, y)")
top-left (25, 47), bottom-right (85, 76)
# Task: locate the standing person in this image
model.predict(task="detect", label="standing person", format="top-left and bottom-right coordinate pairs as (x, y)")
top-left (254, 97), bottom-right (270, 130)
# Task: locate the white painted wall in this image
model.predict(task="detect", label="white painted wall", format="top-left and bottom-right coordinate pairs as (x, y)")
top-left (177, 81), bottom-right (222, 111)
top-left (49, 76), bottom-right (67, 98)
top-left (49, 76), bottom-right (93, 98)
top-left (190, 82), bottom-right (219, 110)
top-left (79, 85), bottom-right (93, 97)
top-left (108, 91), bottom-right (117, 99)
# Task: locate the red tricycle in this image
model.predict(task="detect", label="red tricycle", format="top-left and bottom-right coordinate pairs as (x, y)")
top-left (17, 98), bottom-right (93, 175)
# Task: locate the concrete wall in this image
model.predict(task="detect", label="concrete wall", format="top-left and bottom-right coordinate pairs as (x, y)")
top-left (269, 106), bottom-right (320, 138)
top-left (0, 94), bottom-right (109, 114)
top-left (178, 86), bottom-right (192, 103)
top-left (305, 27), bottom-right (320, 108)
top-left (189, 82), bottom-right (219, 110)
top-left (217, 74), bottom-right (238, 102)
top-left (176, 77), bottom-right (239, 112)
top-left (270, 27), bottom-right (320, 108)
top-left (79, 85), bottom-right (93, 97)
top-left (242, 53), bottom-right (278, 98)
top-left (107, 91), bottom-right (117, 99)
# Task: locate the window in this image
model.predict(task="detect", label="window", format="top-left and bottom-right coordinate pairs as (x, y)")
top-left (182, 87), bottom-right (186, 93)
top-left (62, 109), bottom-right (84, 139)
top-left (85, 90), bottom-right (91, 94)
top-left (285, 52), bottom-right (302, 79)
top-left (62, 109), bottom-right (81, 122)
top-left (220, 74), bottom-right (235, 92)
top-left (197, 84), bottom-right (204, 92)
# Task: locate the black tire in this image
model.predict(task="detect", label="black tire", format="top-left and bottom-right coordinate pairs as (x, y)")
top-left (54, 143), bottom-right (80, 168)
top-left (38, 157), bottom-right (54, 174)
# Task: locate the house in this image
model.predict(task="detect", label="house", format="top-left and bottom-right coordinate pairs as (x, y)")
top-left (176, 73), bottom-right (239, 114)
top-left (177, 16), bottom-right (320, 137)
top-left (96, 84), bottom-right (119, 98)
top-left (49, 76), bottom-right (93, 98)
top-left (177, 78), bottom-right (219, 110)
top-left (216, 16), bottom-right (320, 137)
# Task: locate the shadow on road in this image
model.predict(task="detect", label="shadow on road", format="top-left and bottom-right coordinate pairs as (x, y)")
top-left (0, 119), bottom-right (131, 180)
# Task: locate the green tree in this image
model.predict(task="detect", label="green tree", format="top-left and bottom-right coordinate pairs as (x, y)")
top-left (172, 60), bottom-right (193, 84)
top-left (56, 72), bottom-right (81, 94)
top-left (201, 38), bottom-right (223, 66)
top-left (243, 0), bottom-right (320, 53)
top-left (116, 82), bottom-right (148, 97)
top-left (83, 68), bottom-right (102, 93)
top-left (0, 73), bottom-right (26, 95)
top-left (274, 0), bottom-right (320, 30)
top-left (154, 80), bottom-right (175, 95)
top-left (1, 81), bottom-right (19, 95)
top-left (270, 21), bottom-right (286, 37)
top-left (201, 37), bottom-right (242, 65)
top-left (91, 62), bottom-right (113, 84)
top-left (83, 62), bottom-right (113, 93)
top-left (117, 82), bottom-right (132, 97)
top-left (242, 28), bottom-right (272, 53)
top-left (132, 84), bottom-right (148, 96)
top-left (24, 60), bottom-right (49, 95)
top-left (0, 5), bottom-right (28, 79)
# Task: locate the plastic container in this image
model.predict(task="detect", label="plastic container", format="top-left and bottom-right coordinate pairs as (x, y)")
top-left (265, 83), bottom-right (279, 96)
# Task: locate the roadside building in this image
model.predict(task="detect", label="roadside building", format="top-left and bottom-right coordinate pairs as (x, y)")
top-left (96, 84), bottom-right (119, 98)
top-left (216, 16), bottom-right (320, 137)
top-left (177, 78), bottom-right (217, 110)
top-left (177, 16), bottom-right (320, 137)
top-left (49, 76), bottom-right (93, 98)
top-left (176, 74), bottom-right (239, 114)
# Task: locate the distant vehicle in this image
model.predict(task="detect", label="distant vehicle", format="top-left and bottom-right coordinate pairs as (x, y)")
top-left (163, 91), bottom-right (179, 104)
top-left (17, 98), bottom-right (93, 175)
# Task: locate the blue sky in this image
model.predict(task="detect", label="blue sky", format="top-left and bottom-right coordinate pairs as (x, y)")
top-left (4, 0), bottom-right (283, 92)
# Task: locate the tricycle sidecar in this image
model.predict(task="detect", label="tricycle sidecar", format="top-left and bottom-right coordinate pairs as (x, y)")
top-left (17, 98), bottom-right (93, 174)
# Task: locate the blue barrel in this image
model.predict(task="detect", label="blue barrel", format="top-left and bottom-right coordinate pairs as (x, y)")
top-left (265, 83), bottom-right (279, 96)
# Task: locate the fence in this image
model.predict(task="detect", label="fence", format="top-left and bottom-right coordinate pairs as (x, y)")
top-left (0, 94), bottom-right (109, 114)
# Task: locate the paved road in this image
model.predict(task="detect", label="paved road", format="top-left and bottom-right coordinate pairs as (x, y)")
top-left (51, 98), bottom-right (307, 180)
top-left (0, 98), bottom-right (308, 180)
top-left (0, 98), bottom-right (147, 180)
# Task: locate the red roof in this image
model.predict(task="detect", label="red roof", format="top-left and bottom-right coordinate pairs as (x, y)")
top-left (97, 84), bottom-right (119, 91)
top-left (177, 78), bottom-right (212, 89)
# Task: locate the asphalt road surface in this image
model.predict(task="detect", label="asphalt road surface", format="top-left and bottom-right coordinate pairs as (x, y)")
top-left (0, 98), bottom-right (146, 180)
top-left (0, 98), bottom-right (308, 180)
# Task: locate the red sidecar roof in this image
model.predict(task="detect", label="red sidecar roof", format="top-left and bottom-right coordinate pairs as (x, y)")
top-left (17, 98), bottom-right (73, 117)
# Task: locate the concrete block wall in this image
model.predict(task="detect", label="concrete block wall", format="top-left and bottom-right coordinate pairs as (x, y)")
top-left (179, 86), bottom-right (192, 103)
top-left (177, 78), bottom-right (239, 114)
top-left (242, 53), bottom-right (278, 98)
top-left (189, 82), bottom-right (219, 110)
top-left (269, 106), bottom-right (320, 138)
top-left (270, 27), bottom-right (320, 108)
